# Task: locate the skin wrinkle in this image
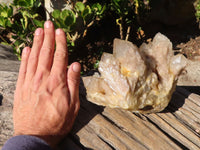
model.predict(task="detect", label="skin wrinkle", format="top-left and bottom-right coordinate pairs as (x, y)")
top-left (26, 29), bottom-right (44, 81)
top-left (40, 46), bottom-right (55, 66)
top-left (13, 21), bottom-right (81, 148)
top-left (33, 71), bottom-right (44, 92)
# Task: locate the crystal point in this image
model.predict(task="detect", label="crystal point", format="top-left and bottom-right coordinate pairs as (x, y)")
top-left (83, 33), bottom-right (187, 113)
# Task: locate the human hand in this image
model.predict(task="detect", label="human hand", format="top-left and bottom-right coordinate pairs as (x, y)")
top-left (13, 21), bottom-right (81, 147)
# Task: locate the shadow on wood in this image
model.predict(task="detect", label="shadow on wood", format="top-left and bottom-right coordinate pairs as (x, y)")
top-left (58, 83), bottom-right (200, 149)
top-left (73, 78), bottom-right (105, 132)
top-left (180, 86), bottom-right (200, 95)
top-left (59, 78), bottom-right (104, 149)
top-left (164, 86), bottom-right (200, 113)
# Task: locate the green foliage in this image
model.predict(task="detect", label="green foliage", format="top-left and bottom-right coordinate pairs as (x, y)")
top-left (52, 9), bottom-right (76, 29)
top-left (0, 4), bottom-right (13, 28)
top-left (195, 0), bottom-right (200, 22)
top-left (13, 0), bottom-right (41, 8)
top-left (0, 0), bottom-right (43, 59)
top-left (0, 0), bottom-right (106, 59)
top-left (51, 2), bottom-right (105, 50)
top-left (0, 0), bottom-right (150, 59)
top-left (109, 0), bottom-right (150, 40)
top-left (94, 60), bottom-right (100, 69)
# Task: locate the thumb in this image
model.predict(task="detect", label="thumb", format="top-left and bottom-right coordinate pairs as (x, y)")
top-left (67, 62), bottom-right (81, 107)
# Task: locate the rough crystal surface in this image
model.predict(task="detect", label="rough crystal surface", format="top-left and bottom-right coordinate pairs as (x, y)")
top-left (83, 33), bottom-right (187, 113)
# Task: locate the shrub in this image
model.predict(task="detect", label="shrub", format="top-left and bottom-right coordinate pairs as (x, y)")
top-left (195, 0), bottom-right (200, 24)
top-left (0, 0), bottom-right (105, 59)
top-left (109, 0), bottom-right (150, 41)
top-left (0, 0), bottom-right (150, 65)
top-left (0, 0), bottom-right (44, 58)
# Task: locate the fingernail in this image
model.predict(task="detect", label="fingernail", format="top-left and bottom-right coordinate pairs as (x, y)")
top-left (73, 63), bottom-right (81, 73)
top-left (35, 28), bottom-right (41, 35)
top-left (44, 21), bottom-right (52, 28)
top-left (56, 29), bottom-right (62, 35)
top-left (23, 47), bottom-right (29, 56)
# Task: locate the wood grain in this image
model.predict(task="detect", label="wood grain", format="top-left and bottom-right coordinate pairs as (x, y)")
top-left (61, 86), bottom-right (200, 150)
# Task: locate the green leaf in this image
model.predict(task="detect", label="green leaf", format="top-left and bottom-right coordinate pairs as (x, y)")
top-left (60, 9), bottom-right (68, 19)
top-left (21, 11), bottom-right (29, 29)
top-left (25, 0), bottom-right (34, 7)
top-left (0, 16), bottom-right (6, 27)
top-left (7, 7), bottom-right (13, 17)
top-left (75, 2), bottom-right (85, 12)
top-left (1, 11), bottom-right (8, 18)
top-left (71, 42), bottom-right (75, 47)
top-left (99, 5), bottom-right (106, 15)
top-left (33, 0), bottom-right (41, 7)
top-left (61, 10), bottom-right (76, 26)
top-left (112, 0), bottom-right (120, 9)
top-left (53, 20), bottom-right (61, 28)
top-left (33, 13), bottom-right (39, 19)
top-left (52, 10), bottom-right (61, 19)
top-left (20, 18), bottom-right (25, 29)
top-left (17, 0), bottom-right (29, 7)
top-left (64, 15), bottom-right (76, 26)
top-left (22, 11), bottom-right (29, 17)
top-left (94, 60), bottom-right (99, 69)
top-left (82, 6), bottom-right (91, 18)
top-left (6, 19), bottom-right (12, 27)
top-left (33, 19), bottom-right (44, 27)
top-left (0, 42), bottom-right (10, 46)
top-left (14, 0), bottom-right (34, 8)
top-left (92, 3), bottom-right (102, 12)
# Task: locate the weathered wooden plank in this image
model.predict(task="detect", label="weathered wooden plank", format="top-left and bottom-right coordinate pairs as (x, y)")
top-left (159, 113), bottom-right (200, 147)
top-left (173, 110), bottom-right (200, 135)
top-left (188, 93), bottom-right (200, 107)
top-left (75, 124), bottom-right (113, 150)
top-left (178, 106), bottom-right (200, 125)
top-left (72, 108), bottom-right (113, 150)
top-left (73, 85), bottom-right (200, 149)
top-left (179, 99), bottom-right (200, 121)
top-left (147, 113), bottom-right (200, 149)
top-left (88, 114), bottom-right (146, 150)
top-left (102, 107), bottom-right (181, 149)
top-left (176, 87), bottom-right (200, 106)
top-left (75, 99), bottom-right (147, 150)
top-left (170, 92), bottom-right (200, 120)
top-left (120, 110), bottom-right (182, 149)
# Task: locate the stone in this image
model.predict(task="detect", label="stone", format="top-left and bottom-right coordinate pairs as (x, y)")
top-left (83, 33), bottom-right (187, 113)
top-left (0, 44), bottom-right (19, 148)
top-left (177, 60), bottom-right (200, 86)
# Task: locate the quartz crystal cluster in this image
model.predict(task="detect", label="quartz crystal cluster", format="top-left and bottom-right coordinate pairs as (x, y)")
top-left (83, 33), bottom-right (187, 113)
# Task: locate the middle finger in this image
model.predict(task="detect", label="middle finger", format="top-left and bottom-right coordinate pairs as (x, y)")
top-left (36, 21), bottom-right (55, 73)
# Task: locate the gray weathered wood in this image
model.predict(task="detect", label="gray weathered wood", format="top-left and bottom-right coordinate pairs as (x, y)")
top-left (60, 85), bottom-right (200, 150)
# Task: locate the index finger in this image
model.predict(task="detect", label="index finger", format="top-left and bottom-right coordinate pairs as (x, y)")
top-left (51, 28), bottom-right (68, 76)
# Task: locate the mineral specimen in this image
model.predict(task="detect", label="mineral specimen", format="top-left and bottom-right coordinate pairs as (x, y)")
top-left (83, 33), bottom-right (187, 113)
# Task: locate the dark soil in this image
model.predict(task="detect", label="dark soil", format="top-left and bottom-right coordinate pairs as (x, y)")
top-left (177, 37), bottom-right (200, 60)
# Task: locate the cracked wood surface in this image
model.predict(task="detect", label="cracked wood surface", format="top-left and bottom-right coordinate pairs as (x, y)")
top-left (58, 86), bottom-right (200, 150)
